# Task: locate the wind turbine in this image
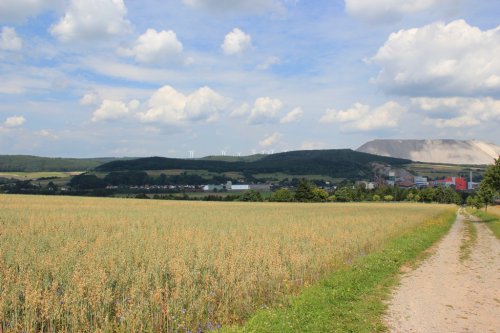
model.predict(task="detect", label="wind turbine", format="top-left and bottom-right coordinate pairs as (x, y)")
top-left (220, 150), bottom-right (226, 156)
top-left (188, 150), bottom-right (195, 159)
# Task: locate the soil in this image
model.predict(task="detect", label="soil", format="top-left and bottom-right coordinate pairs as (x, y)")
top-left (385, 210), bottom-right (500, 333)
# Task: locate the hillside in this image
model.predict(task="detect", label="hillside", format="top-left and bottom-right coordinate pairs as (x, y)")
top-left (357, 140), bottom-right (500, 165)
top-left (96, 149), bottom-right (411, 179)
top-left (0, 155), bottom-right (135, 172)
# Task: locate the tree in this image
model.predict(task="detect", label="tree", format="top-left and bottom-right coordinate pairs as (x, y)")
top-left (383, 195), bottom-right (394, 202)
top-left (294, 179), bottom-right (316, 202)
top-left (335, 187), bottom-right (353, 202)
top-left (477, 181), bottom-right (494, 211)
top-left (482, 157), bottom-right (500, 192)
top-left (311, 187), bottom-right (329, 202)
top-left (477, 157), bottom-right (500, 211)
top-left (270, 188), bottom-right (294, 202)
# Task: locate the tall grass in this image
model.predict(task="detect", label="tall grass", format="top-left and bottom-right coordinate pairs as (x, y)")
top-left (0, 195), bottom-right (451, 332)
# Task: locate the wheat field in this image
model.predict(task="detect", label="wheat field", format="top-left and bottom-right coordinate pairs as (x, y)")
top-left (0, 195), bottom-right (453, 332)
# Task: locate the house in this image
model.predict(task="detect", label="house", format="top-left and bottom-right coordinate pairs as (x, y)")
top-left (432, 177), bottom-right (467, 191)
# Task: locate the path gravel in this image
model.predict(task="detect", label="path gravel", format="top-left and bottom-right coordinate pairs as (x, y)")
top-left (385, 210), bottom-right (500, 333)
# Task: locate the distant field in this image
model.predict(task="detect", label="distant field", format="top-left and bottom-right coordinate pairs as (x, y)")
top-left (0, 195), bottom-right (452, 332)
top-left (0, 171), bottom-right (82, 180)
top-left (406, 163), bottom-right (486, 180)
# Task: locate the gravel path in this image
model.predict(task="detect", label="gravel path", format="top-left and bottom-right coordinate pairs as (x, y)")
top-left (385, 210), bottom-right (500, 333)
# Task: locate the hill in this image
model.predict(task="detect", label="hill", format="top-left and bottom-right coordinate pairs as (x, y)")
top-left (96, 149), bottom-right (411, 179)
top-left (0, 155), bottom-right (135, 172)
top-left (357, 139), bottom-right (500, 165)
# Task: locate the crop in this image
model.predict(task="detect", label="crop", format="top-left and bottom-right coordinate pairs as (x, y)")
top-left (0, 195), bottom-right (451, 332)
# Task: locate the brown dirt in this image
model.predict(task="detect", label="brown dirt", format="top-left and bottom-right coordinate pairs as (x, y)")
top-left (385, 210), bottom-right (500, 332)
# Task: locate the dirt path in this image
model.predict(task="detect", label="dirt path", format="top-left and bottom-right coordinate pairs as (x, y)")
top-left (385, 210), bottom-right (500, 333)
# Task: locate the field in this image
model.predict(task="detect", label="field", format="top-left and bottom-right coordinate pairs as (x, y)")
top-left (0, 195), bottom-right (452, 332)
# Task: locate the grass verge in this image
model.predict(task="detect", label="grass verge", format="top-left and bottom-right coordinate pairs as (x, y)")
top-left (468, 208), bottom-right (500, 239)
top-left (223, 208), bottom-right (456, 333)
top-left (459, 217), bottom-right (477, 262)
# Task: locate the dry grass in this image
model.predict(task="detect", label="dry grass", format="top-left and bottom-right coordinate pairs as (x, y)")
top-left (0, 195), bottom-right (451, 332)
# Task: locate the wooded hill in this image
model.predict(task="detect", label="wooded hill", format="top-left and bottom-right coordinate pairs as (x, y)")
top-left (0, 155), bottom-right (133, 172)
top-left (96, 149), bottom-right (411, 179)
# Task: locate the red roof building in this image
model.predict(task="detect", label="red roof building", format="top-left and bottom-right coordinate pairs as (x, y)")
top-left (433, 177), bottom-right (467, 191)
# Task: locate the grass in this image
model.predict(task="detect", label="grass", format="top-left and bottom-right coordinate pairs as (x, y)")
top-left (468, 206), bottom-right (500, 239)
top-left (223, 208), bottom-right (456, 333)
top-left (459, 215), bottom-right (477, 262)
top-left (0, 195), bottom-right (454, 332)
top-left (0, 171), bottom-right (80, 180)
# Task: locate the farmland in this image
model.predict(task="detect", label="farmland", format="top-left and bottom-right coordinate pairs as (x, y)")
top-left (0, 195), bottom-right (453, 332)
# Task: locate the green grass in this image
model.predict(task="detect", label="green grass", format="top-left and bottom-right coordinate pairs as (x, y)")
top-left (468, 208), bottom-right (500, 239)
top-left (459, 217), bottom-right (477, 262)
top-left (223, 208), bottom-right (456, 333)
top-left (0, 171), bottom-right (81, 180)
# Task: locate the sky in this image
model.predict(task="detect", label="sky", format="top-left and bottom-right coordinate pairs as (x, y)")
top-left (0, 0), bottom-right (499, 158)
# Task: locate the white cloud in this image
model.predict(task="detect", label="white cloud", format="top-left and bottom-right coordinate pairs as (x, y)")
top-left (137, 86), bottom-right (227, 125)
top-left (80, 92), bottom-right (100, 106)
top-left (320, 101), bottom-right (406, 131)
top-left (222, 28), bottom-right (252, 55)
top-left (50, 0), bottom-right (131, 42)
top-left (230, 103), bottom-right (250, 118)
top-left (3, 116), bottom-right (26, 128)
top-left (0, 0), bottom-right (61, 23)
top-left (0, 27), bottom-right (22, 51)
top-left (345, 0), bottom-right (457, 23)
top-left (371, 20), bottom-right (500, 97)
top-left (257, 56), bottom-right (280, 70)
top-left (121, 29), bottom-right (183, 64)
top-left (259, 132), bottom-right (282, 148)
top-left (280, 107), bottom-right (303, 123)
top-left (413, 97), bottom-right (500, 128)
top-left (92, 100), bottom-right (130, 122)
top-left (183, 0), bottom-right (286, 13)
top-left (248, 97), bottom-right (283, 124)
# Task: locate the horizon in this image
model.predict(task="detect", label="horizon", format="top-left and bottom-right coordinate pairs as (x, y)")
top-left (0, 0), bottom-right (499, 158)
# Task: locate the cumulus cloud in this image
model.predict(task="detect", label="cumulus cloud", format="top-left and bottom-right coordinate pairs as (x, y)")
top-left (248, 97), bottom-right (283, 124)
top-left (50, 0), bottom-right (131, 42)
top-left (183, 0), bottom-right (287, 13)
top-left (3, 116), bottom-right (26, 128)
top-left (222, 28), bottom-right (252, 55)
top-left (0, 27), bottom-right (22, 51)
top-left (280, 107), bottom-right (303, 123)
top-left (92, 100), bottom-right (130, 122)
top-left (345, 0), bottom-right (457, 23)
top-left (320, 101), bottom-right (406, 131)
top-left (120, 29), bottom-right (183, 64)
top-left (413, 97), bottom-right (500, 128)
top-left (371, 20), bottom-right (500, 97)
top-left (0, 0), bottom-right (61, 23)
top-left (137, 86), bottom-right (227, 125)
top-left (230, 103), bottom-right (250, 118)
top-left (259, 132), bottom-right (282, 148)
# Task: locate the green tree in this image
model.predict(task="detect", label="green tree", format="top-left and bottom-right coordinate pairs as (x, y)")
top-left (311, 187), bottom-right (329, 202)
top-left (482, 157), bottom-right (500, 192)
top-left (335, 187), bottom-right (353, 202)
top-left (477, 157), bottom-right (500, 211)
top-left (383, 195), bottom-right (394, 202)
top-left (294, 179), bottom-right (316, 202)
top-left (477, 181), bottom-right (494, 211)
top-left (239, 190), bottom-right (263, 202)
top-left (270, 188), bottom-right (294, 202)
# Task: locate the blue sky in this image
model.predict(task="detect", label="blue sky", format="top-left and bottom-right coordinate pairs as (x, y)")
top-left (0, 0), bottom-right (499, 157)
